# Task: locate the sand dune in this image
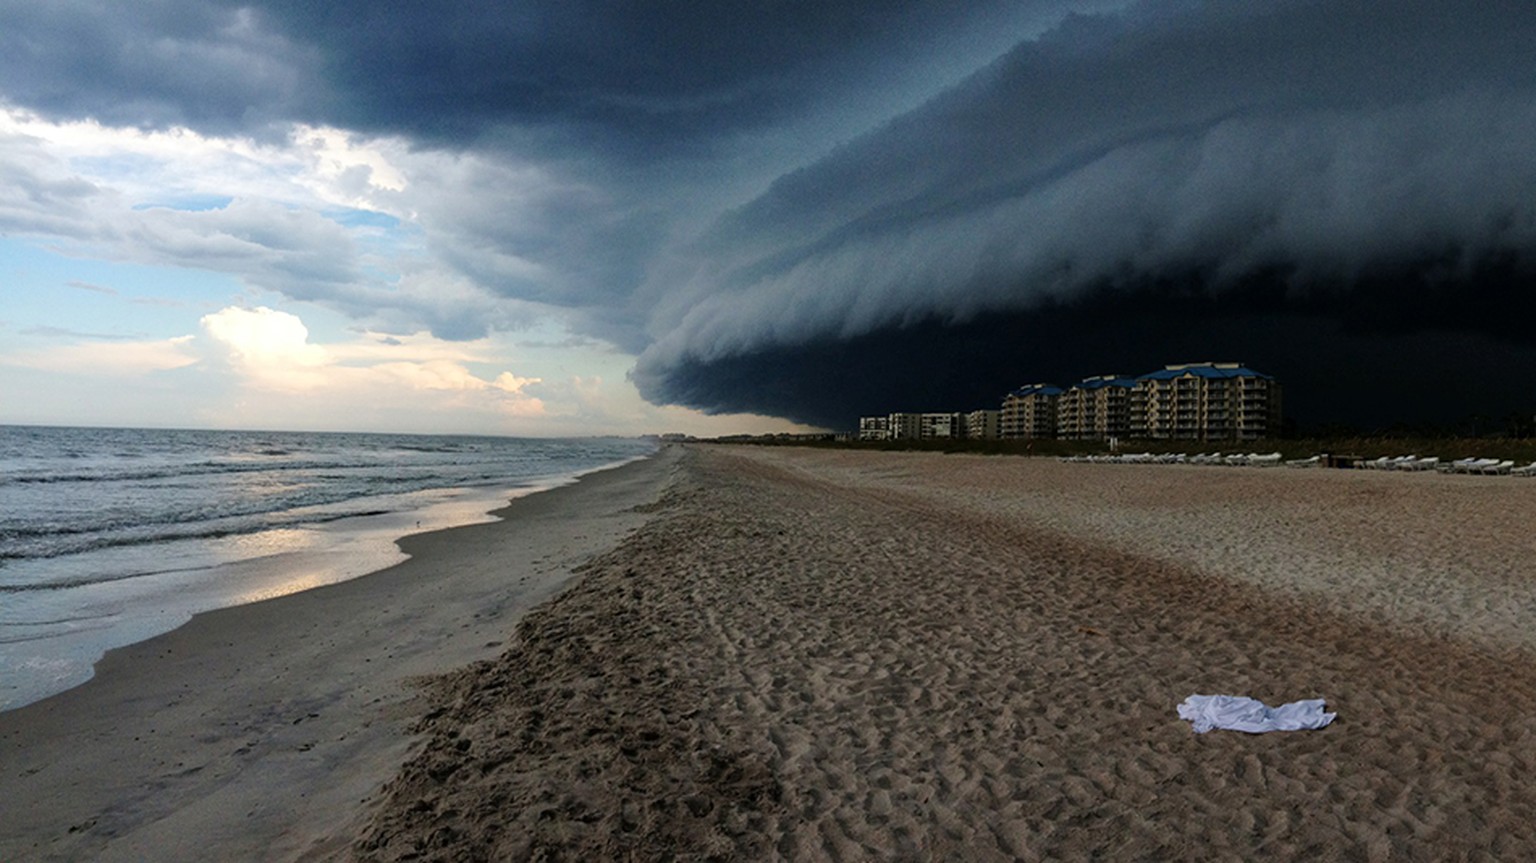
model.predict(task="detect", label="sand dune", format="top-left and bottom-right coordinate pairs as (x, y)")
top-left (359, 445), bottom-right (1536, 860)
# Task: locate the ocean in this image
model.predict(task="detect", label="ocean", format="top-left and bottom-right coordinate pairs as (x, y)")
top-left (0, 425), bottom-right (657, 710)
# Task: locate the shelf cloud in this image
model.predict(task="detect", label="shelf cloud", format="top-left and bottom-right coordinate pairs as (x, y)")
top-left (631, 1), bottom-right (1536, 428)
top-left (6, 0), bottom-right (1536, 430)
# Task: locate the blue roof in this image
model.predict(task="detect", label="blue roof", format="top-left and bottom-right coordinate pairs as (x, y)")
top-left (1071, 375), bottom-right (1136, 391)
top-left (1006, 383), bottom-right (1063, 398)
top-left (1136, 363), bottom-right (1272, 382)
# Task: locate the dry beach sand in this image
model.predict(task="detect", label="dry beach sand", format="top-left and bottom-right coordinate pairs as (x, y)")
top-left (360, 445), bottom-right (1536, 861)
top-left (7, 443), bottom-right (1536, 860)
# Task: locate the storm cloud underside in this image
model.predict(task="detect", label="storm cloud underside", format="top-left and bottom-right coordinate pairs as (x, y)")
top-left (6, 1), bottom-right (1536, 430)
top-left (632, 0), bottom-right (1536, 429)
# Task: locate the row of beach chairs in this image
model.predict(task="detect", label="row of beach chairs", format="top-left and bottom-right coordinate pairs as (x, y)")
top-left (1062, 451), bottom-right (1536, 476)
top-left (1355, 455), bottom-right (1440, 471)
top-left (1274, 453), bottom-right (1536, 475)
top-left (1059, 451), bottom-right (1283, 467)
top-left (1296, 454), bottom-right (1536, 475)
top-left (1414, 456), bottom-right (1535, 476)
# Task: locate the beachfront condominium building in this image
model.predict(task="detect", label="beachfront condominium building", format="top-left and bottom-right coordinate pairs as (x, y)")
top-left (1130, 362), bottom-right (1282, 441)
top-left (887, 413), bottom-right (923, 440)
top-left (966, 409), bottom-right (1000, 440)
top-left (858, 415), bottom-right (891, 441)
top-left (1001, 383), bottom-right (1064, 439)
top-left (1057, 375), bottom-right (1136, 440)
top-left (858, 362), bottom-right (1279, 443)
top-left (918, 412), bottom-right (965, 439)
top-left (860, 412), bottom-right (970, 440)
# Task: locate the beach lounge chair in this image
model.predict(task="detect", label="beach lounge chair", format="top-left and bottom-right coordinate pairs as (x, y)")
top-left (1480, 459), bottom-right (1516, 475)
top-left (1285, 455), bottom-right (1322, 468)
top-left (1511, 461), bottom-right (1536, 477)
top-left (1403, 456), bottom-right (1439, 471)
top-left (1249, 452), bottom-right (1282, 467)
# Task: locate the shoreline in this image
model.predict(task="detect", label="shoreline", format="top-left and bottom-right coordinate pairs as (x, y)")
top-left (0, 451), bottom-right (656, 713)
top-left (0, 447), bottom-right (680, 862)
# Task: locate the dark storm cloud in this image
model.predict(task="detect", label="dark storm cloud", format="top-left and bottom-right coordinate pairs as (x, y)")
top-left (633, 0), bottom-right (1536, 428)
top-left (646, 268), bottom-right (1536, 431)
top-left (7, 1), bottom-right (1536, 429)
top-left (253, 0), bottom-right (1089, 160)
top-left (2, 0), bottom-right (1069, 359)
top-left (0, 1), bottom-right (315, 134)
top-left (1, 0), bottom-right (1043, 153)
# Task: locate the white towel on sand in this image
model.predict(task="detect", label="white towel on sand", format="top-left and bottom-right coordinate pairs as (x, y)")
top-left (1177, 694), bottom-right (1336, 734)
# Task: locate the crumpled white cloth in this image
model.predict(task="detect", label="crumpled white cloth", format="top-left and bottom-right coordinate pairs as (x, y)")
top-left (1177, 694), bottom-right (1336, 734)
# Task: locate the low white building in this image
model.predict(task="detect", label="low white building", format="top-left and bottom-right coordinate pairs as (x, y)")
top-left (918, 412), bottom-right (964, 439)
top-left (858, 416), bottom-right (890, 440)
top-left (863, 412), bottom-right (969, 440)
top-left (887, 413), bottom-right (923, 440)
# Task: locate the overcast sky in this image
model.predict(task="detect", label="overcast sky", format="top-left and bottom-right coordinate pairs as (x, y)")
top-left (4, 1), bottom-right (1535, 435)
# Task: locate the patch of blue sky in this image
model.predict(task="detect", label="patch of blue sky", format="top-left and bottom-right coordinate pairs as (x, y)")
top-left (325, 207), bottom-right (401, 230)
top-left (68, 153), bottom-right (165, 181)
top-left (345, 213), bottom-right (425, 275)
top-left (0, 237), bottom-right (241, 338)
top-left (130, 194), bottom-right (234, 212)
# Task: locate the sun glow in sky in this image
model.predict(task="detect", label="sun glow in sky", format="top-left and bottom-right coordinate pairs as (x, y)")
top-left (0, 107), bottom-right (806, 435)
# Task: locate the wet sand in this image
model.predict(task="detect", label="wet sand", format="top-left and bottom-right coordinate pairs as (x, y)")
top-left (359, 445), bottom-right (1536, 861)
top-left (0, 448), bottom-right (680, 862)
